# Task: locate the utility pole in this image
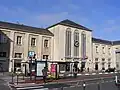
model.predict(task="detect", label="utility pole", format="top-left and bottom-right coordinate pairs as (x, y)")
top-left (30, 57), bottom-right (32, 80)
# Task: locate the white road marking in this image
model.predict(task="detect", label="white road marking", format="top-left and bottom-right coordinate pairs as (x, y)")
top-left (99, 73), bottom-right (103, 74)
top-left (31, 88), bottom-right (48, 90)
top-left (16, 86), bottom-right (44, 90)
top-left (104, 72), bottom-right (108, 74)
top-left (78, 74), bottom-right (82, 75)
top-left (92, 73), bottom-right (96, 75)
top-left (85, 73), bottom-right (89, 75)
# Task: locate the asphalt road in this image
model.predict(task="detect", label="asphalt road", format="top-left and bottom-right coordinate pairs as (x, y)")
top-left (0, 79), bottom-right (10, 90)
top-left (28, 81), bottom-right (119, 90)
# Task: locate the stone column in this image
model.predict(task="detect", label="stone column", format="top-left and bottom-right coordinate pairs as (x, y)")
top-left (23, 33), bottom-right (29, 72)
top-left (9, 31), bottom-right (14, 72)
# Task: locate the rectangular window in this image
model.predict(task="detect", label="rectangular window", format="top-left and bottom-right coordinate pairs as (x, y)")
top-left (108, 48), bottom-right (111, 55)
top-left (15, 53), bottom-right (22, 58)
top-left (65, 30), bottom-right (71, 57)
top-left (66, 63), bottom-right (70, 71)
top-left (0, 34), bottom-right (7, 43)
top-left (0, 52), bottom-right (6, 57)
top-left (102, 58), bottom-right (105, 61)
top-left (81, 33), bottom-right (86, 59)
top-left (96, 46), bottom-right (98, 53)
top-left (95, 58), bottom-right (98, 62)
top-left (43, 55), bottom-right (49, 59)
top-left (108, 62), bottom-right (111, 68)
top-left (102, 62), bottom-right (105, 68)
top-left (31, 38), bottom-right (36, 46)
top-left (102, 47), bottom-right (105, 54)
top-left (16, 36), bottom-right (22, 45)
top-left (59, 64), bottom-right (66, 71)
top-left (44, 39), bottom-right (48, 47)
top-left (108, 58), bottom-right (111, 62)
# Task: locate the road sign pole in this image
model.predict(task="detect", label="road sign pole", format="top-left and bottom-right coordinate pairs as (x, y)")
top-left (30, 57), bottom-right (32, 80)
top-left (97, 82), bottom-right (100, 90)
top-left (115, 76), bottom-right (118, 83)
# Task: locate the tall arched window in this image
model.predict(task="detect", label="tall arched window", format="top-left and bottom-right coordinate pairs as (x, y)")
top-left (74, 30), bottom-right (79, 57)
top-left (81, 31), bottom-right (86, 60)
top-left (65, 28), bottom-right (71, 57)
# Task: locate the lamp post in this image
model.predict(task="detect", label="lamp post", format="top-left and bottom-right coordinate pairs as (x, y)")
top-left (29, 57), bottom-right (32, 80)
top-left (11, 59), bottom-right (14, 83)
top-left (45, 56), bottom-right (48, 68)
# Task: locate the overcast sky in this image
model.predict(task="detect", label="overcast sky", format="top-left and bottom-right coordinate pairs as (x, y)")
top-left (0, 0), bottom-right (120, 40)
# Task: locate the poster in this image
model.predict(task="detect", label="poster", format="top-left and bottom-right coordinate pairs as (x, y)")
top-left (36, 62), bottom-right (45, 76)
top-left (51, 64), bottom-right (56, 72)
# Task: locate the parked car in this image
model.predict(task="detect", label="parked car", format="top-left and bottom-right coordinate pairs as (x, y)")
top-left (105, 68), bottom-right (115, 72)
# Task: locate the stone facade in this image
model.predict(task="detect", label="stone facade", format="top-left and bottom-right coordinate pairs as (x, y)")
top-left (0, 19), bottom-right (120, 73)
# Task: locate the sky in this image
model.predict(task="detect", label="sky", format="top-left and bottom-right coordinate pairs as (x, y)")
top-left (0, 0), bottom-right (120, 40)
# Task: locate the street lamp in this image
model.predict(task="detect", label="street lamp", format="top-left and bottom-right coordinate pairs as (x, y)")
top-left (11, 59), bottom-right (14, 83)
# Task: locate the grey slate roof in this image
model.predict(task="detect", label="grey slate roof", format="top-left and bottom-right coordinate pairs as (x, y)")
top-left (92, 37), bottom-right (112, 45)
top-left (47, 19), bottom-right (92, 31)
top-left (112, 41), bottom-right (120, 45)
top-left (92, 37), bottom-right (120, 45)
top-left (0, 21), bottom-right (54, 36)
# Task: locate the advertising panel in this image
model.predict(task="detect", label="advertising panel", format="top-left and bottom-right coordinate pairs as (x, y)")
top-left (36, 62), bottom-right (45, 76)
top-left (51, 64), bottom-right (56, 72)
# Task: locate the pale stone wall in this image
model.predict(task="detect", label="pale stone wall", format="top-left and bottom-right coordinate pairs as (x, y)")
top-left (0, 28), bottom-right (53, 72)
top-left (92, 42), bottom-right (115, 71)
top-left (48, 24), bottom-right (92, 70)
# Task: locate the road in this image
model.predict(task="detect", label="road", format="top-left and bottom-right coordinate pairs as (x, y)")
top-left (0, 72), bottom-right (12, 90)
top-left (0, 79), bottom-right (10, 90)
top-left (15, 81), bottom-right (120, 90)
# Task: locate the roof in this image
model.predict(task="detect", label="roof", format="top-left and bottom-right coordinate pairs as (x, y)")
top-left (47, 19), bottom-right (92, 31)
top-left (112, 41), bottom-right (120, 45)
top-left (0, 21), bottom-right (54, 36)
top-left (92, 37), bottom-right (112, 45)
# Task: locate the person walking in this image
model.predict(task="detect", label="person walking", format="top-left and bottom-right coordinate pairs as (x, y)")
top-left (73, 67), bottom-right (77, 78)
top-left (42, 67), bottom-right (48, 83)
top-left (87, 67), bottom-right (89, 72)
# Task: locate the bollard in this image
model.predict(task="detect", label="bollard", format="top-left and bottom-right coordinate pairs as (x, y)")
top-left (23, 73), bottom-right (25, 80)
top-left (11, 72), bottom-right (14, 83)
top-left (17, 74), bottom-right (19, 85)
top-left (115, 76), bottom-right (118, 84)
top-left (101, 78), bottom-right (104, 83)
top-left (97, 82), bottom-right (100, 90)
top-left (83, 81), bottom-right (86, 90)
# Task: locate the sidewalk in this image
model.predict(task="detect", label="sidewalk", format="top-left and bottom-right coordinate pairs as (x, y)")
top-left (9, 72), bottom-right (117, 85)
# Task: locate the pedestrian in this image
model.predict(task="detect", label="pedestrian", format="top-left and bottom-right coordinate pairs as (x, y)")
top-left (87, 67), bottom-right (89, 72)
top-left (73, 67), bottom-right (77, 78)
top-left (42, 67), bottom-right (48, 83)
